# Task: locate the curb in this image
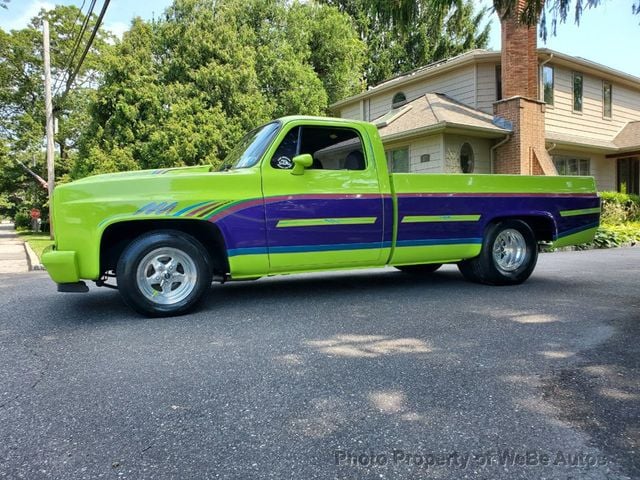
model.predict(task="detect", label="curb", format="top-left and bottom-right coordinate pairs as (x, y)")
top-left (23, 241), bottom-right (45, 271)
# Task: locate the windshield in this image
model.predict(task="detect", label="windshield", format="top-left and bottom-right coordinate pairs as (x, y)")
top-left (219, 122), bottom-right (281, 171)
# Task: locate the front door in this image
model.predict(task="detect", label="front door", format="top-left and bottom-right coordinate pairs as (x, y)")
top-left (618, 157), bottom-right (640, 195)
top-left (261, 122), bottom-right (386, 273)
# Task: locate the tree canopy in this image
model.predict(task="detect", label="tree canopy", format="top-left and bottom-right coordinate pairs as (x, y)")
top-left (319, 0), bottom-right (491, 86)
top-left (77, 0), bottom-right (365, 177)
top-left (0, 5), bottom-right (112, 218)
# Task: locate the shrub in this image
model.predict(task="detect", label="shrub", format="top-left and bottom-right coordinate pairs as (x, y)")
top-left (592, 223), bottom-right (640, 248)
top-left (13, 211), bottom-right (31, 229)
top-left (599, 191), bottom-right (640, 224)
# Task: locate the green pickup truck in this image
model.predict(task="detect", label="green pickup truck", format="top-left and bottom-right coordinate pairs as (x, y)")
top-left (42, 116), bottom-right (600, 316)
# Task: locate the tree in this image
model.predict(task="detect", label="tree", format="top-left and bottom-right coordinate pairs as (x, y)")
top-left (492, 1), bottom-right (640, 39)
top-left (319, 0), bottom-right (491, 86)
top-left (78, 0), bottom-right (365, 176)
top-left (0, 5), bottom-right (112, 218)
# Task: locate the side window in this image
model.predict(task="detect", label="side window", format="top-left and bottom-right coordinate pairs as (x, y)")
top-left (270, 127), bottom-right (300, 169)
top-left (270, 126), bottom-right (365, 171)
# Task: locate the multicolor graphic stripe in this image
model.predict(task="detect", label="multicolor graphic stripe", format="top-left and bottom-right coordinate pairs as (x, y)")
top-left (124, 191), bottom-right (599, 259)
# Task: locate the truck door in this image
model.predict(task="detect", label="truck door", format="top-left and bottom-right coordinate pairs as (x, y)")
top-left (261, 122), bottom-right (386, 273)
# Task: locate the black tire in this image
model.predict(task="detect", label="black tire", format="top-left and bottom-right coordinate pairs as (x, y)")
top-left (457, 220), bottom-right (538, 286)
top-left (395, 263), bottom-right (442, 274)
top-left (116, 230), bottom-right (212, 317)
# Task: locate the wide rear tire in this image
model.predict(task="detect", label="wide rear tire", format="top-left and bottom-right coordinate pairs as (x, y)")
top-left (458, 220), bottom-right (538, 286)
top-left (116, 230), bottom-right (212, 317)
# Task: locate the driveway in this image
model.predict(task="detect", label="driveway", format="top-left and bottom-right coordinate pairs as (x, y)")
top-left (0, 248), bottom-right (638, 479)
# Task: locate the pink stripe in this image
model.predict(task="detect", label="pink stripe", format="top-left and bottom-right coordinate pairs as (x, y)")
top-left (397, 192), bottom-right (597, 198)
top-left (187, 202), bottom-right (218, 217)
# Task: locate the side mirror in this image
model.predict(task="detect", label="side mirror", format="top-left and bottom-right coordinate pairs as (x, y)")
top-left (291, 154), bottom-right (313, 176)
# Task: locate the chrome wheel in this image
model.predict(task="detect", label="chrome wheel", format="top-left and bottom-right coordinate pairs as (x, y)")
top-left (136, 247), bottom-right (197, 305)
top-left (492, 228), bottom-right (527, 273)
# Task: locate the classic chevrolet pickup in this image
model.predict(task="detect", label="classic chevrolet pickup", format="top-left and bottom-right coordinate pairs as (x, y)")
top-left (42, 116), bottom-right (600, 316)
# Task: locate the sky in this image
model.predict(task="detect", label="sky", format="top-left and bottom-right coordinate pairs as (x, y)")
top-left (1, 0), bottom-right (639, 77)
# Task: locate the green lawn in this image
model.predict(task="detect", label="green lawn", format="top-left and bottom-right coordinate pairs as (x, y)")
top-left (17, 231), bottom-right (54, 260)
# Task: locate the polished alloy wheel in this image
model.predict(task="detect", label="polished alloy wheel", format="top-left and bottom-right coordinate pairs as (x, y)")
top-left (136, 247), bottom-right (197, 305)
top-left (492, 228), bottom-right (527, 273)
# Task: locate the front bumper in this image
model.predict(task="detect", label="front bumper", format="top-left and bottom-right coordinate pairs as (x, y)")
top-left (41, 246), bottom-right (81, 283)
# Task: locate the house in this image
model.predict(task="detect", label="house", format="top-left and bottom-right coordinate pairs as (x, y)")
top-left (330, 10), bottom-right (640, 194)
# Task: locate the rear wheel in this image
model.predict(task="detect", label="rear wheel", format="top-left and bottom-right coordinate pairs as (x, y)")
top-left (116, 231), bottom-right (212, 317)
top-left (395, 263), bottom-right (442, 274)
top-left (458, 220), bottom-right (538, 285)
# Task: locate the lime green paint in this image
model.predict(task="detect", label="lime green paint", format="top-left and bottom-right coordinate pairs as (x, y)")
top-left (276, 217), bottom-right (377, 228)
top-left (402, 214), bottom-right (481, 223)
top-left (390, 244), bottom-right (482, 266)
top-left (228, 254), bottom-right (270, 278)
top-left (41, 247), bottom-right (80, 283)
top-left (559, 207), bottom-right (601, 217)
top-left (551, 227), bottom-right (599, 248)
top-left (391, 172), bottom-right (597, 195)
top-left (40, 115), bottom-right (599, 288)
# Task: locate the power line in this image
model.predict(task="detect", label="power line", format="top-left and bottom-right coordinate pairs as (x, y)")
top-left (52, 0), bottom-right (89, 95)
top-left (58, 0), bottom-right (110, 103)
top-left (53, 0), bottom-right (96, 97)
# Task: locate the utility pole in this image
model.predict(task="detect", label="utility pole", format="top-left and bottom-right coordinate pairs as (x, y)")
top-left (42, 19), bottom-right (55, 238)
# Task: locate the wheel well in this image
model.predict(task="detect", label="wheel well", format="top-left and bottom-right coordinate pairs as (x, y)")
top-left (488, 215), bottom-right (556, 242)
top-left (100, 219), bottom-right (229, 275)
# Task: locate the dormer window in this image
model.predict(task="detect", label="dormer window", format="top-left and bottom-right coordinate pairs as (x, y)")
top-left (392, 92), bottom-right (407, 108)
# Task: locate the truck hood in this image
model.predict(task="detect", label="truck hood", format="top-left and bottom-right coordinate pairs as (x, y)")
top-left (70, 165), bottom-right (215, 185)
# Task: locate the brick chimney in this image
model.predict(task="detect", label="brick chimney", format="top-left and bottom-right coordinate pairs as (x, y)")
top-left (493, 0), bottom-right (557, 175)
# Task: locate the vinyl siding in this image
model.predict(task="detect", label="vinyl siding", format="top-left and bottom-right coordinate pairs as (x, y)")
top-left (545, 65), bottom-right (640, 141)
top-left (476, 62), bottom-right (498, 114)
top-left (444, 135), bottom-right (492, 174)
top-left (340, 102), bottom-right (362, 121)
top-left (384, 135), bottom-right (444, 173)
top-left (338, 65), bottom-right (478, 122)
top-left (550, 148), bottom-right (616, 192)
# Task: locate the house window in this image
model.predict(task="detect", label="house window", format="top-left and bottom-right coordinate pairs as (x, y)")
top-left (603, 81), bottom-right (612, 118)
top-left (617, 158), bottom-right (639, 195)
top-left (542, 65), bottom-right (554, 105)
top-left (573, 72), bottom-right (583, 112)
top-left (386, 147), bottom-right (409, 173)
top-left (495, 64), bottom-right (502, 100)
top-left (553, 156), bottom-right (590, 176)
top-left (392, 92), bottom-right (407, 108)
top-left (460, 143), bottom-right (474, 173)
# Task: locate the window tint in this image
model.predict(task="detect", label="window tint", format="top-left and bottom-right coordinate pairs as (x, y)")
top-left (270, 126), bottom-right (365, 171)
top-left (542, 65), bottom-right (554, 105)
top-left (573, 72), bottom-right (583, 112)
top-left (603, 81), bottom-right (612, 118)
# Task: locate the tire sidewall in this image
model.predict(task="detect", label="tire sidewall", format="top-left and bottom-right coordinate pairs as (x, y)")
top-left (481, 220), bottom-right (538, 285)
top-left (117, 231), bottom-right (211, 317)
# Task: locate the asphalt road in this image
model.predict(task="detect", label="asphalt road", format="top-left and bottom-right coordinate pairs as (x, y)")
top-left (0, 248), bottom-right (638, 479)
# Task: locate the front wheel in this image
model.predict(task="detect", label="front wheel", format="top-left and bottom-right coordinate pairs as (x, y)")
top-left (458, 220), bottom-right (538, 285)
top-left (116, 231), bottom-right (212, 317)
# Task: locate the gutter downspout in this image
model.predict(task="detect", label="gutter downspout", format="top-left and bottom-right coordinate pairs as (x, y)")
top-left (490, 135), bottom-right (511, 174)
